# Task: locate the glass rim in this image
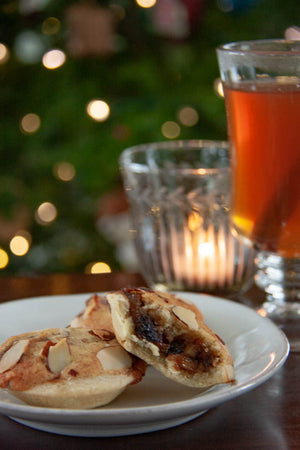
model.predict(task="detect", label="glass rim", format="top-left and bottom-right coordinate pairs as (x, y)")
top-left (119, 139), bottom-right (229, 175)
top-left (217, 39), bottom-right (300, 56)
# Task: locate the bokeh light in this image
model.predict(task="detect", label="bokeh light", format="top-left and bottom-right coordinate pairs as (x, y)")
top-left (20, 113), bottom-right (41, 134)
top-left (214, 78), bottom-right (224, 98)
top-left (9, 235), bottom-right (30, 256)
top-left (0, 248), bottom-right (9, 269)
top-left (177, 106), bottom-right (199, 127)
top-left (14, 31), bottom-right (45, 64)
top-left (86, 261), bottom-right (112, 274)
top-left (35, 202), bottom-right (57, 225)
top-left (136, 0), bottom-right (157, 8)
top-left (53, 161), bottom-right (76, 181)
top-left (42, 17), bottom-right (61, 35)
top-left (161, 121), bottom-right (181, 139)
top-left (86, 100), bottom-right (110, 122)
top-left (0, 43), bottom-right (10, 64)
top-left (42, 49), bottom-right (66, 69)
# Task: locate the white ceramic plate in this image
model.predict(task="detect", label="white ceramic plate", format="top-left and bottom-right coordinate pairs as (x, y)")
top-left (0, 292), bottom-right (289, 437)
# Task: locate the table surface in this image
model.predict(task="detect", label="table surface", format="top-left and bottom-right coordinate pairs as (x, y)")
top-left (0, 272), bottom-right (298, 450)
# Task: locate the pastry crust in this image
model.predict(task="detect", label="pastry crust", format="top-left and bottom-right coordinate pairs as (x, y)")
top-left (0, 327), bottom-right (146, 409)
top-left (107, 288), bottom-right (235, 388)
top-left (70, 294), bottom-right (114, 337)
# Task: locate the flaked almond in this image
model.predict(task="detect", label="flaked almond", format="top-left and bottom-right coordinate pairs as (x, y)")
top-left (48, 337), bottom-right (71, 373)
top-left (89, 329), bottom-right (115, 341)
top-left (172, 306), bottom-right (199, 330)
top-left (0, 339), bottom-right (29, 373)
top-left (97, 345), bottom-right (132, 371)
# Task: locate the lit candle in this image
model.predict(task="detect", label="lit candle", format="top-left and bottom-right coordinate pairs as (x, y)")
top-left (171, 212), bottom-right (241, 292)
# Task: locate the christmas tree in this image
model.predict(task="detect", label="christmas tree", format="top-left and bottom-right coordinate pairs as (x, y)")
top-left (0, 0), bottom-right (299, 275)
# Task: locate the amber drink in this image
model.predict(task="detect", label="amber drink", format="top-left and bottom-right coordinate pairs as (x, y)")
top-left (217, 40), bottom-right (300, 346)
top-left (224, 81), bottom-right (300, 257)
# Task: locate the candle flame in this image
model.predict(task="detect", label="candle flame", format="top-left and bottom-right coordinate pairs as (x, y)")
top-left (198, 241), bottom-right (215, 257)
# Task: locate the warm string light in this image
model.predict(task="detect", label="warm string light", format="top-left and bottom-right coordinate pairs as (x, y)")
top-left (177, 106), bottom-right (199, 126)
top-left (214, 78), bottom-right (224, 98)
top-left (0, 248), bottom-right (9, 269)
top-left (161, 121), bottom-right (181, 139)
top-left (136, 0), bottom-right (157, 8)
top-left (85, 261), bottom-right (112, 274)
top-left (86, 100), bottom-right (110, 121)
top-left (20, 113), bottom-right (41, 134)
top-left (53, 161), bottom-right (76, 182)
top-left (0, 43), bottom-right (9, 64)
top-left (35, 202), bottom-right (57, 225)
top-left (42, 49), bottom-right (66, 69)
top-left (9, 235), bottom-right (30, 256)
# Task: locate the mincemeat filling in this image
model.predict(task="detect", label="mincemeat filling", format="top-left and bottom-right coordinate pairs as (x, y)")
top-left (123, 288), bottom-right (216, 374)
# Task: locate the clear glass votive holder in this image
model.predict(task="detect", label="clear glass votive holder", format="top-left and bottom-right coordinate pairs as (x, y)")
top-left (120, 140), bottom-right (255, 295)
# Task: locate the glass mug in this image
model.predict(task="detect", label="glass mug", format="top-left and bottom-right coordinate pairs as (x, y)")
top-left (120, 140), bottom-right (255, 296)
top-left (217, 40), bottom-right (300, 347)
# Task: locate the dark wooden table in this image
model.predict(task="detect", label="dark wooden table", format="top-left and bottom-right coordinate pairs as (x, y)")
top-left (0, 272), bottom-right (298, 449)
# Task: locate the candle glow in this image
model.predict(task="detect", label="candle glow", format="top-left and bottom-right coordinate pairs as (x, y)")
top-left (172, 213), bottom-right (237, 290)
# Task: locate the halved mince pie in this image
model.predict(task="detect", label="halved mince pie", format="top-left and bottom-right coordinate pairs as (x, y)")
top-left (107, 288), bottom-right (235, 388)
top-left (0, 327), bottom-right (146, 409)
